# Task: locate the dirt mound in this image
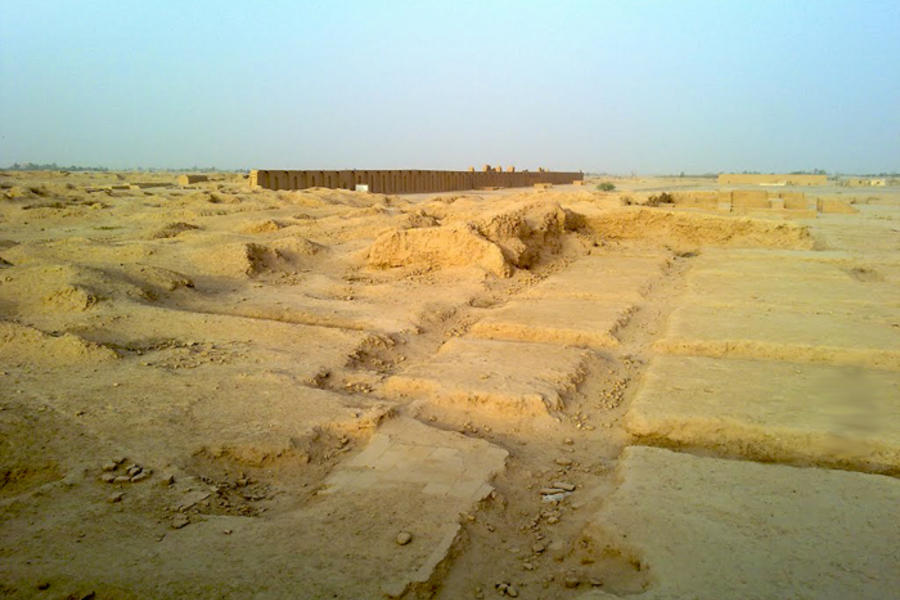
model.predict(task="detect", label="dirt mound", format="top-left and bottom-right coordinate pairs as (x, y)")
top-left (120, 264), bottom-right (195, 298)
top-left (368, 224), bottom-right (510, 276)
top-left (239, 219), bottom-right (287, 234)
top-left (368, 199), bottom-right (579, 276)
top-left (0, 321), bottom-right (118, 365)
top-left (193, 237), bottom-right (322, 277)
top-left (468, 200), bottom-right (574, 268)
top-left (584, 208), bottom-right (814, 250)
top-left (0, 263), bottom-right (156, 313)
top-left (150, 221), bottom-right (200, 239)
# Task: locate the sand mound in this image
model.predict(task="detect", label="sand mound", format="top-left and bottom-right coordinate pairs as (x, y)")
top-left (0, 321), bottom-right (118, 365)
top-left (239, 219), bottom-right (287, 234)
top-left (151, 222), bottom-right (200, 239)
top-left (368, 199), bottom-right (579, 276)
top-left (192, 238), bottom-right (320, 278)
top-left (584, 208), bottom-right (814, 250)
top-left (269, 236), bottom-right (324, 260)
top-left (368, 224), bottom-right (511, 276)
top-left (0, 263), bottom-right (156, 313)
top-left (121, 264), bottom-right (195, 298)
top-left (468, 200), bottom-right (574, 268)
top-left (195, 242), bottom-right (285, 277)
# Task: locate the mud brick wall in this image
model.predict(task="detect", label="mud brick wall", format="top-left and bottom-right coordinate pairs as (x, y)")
top-left (249, 169), bottom-right (583, 194)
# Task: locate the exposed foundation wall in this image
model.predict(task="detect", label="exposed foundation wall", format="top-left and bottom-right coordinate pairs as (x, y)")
top-left (249, 169), bottom-right (583, 194)
top-left (717, 174), bottom-right (828, 186)
top-left (671, 189), bottom-right (855, 215)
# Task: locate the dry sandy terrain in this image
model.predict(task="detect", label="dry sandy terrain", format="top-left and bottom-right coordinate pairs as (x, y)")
top-left (1, 172), bottom-right (898, 599)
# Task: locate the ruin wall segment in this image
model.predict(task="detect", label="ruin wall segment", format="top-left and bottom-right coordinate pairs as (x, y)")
top-left (250, 169), bottom-right (583, 194)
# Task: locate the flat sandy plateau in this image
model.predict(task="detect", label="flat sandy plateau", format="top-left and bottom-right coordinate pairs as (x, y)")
top-left (1, 172), bottom-right (898, 599)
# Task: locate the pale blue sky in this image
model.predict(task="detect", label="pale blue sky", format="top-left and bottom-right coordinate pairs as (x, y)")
top-left (1, 0), bottom-right (898, 173)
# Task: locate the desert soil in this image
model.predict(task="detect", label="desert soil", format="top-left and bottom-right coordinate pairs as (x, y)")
top-left (1, 172), bottom-right (897, 599)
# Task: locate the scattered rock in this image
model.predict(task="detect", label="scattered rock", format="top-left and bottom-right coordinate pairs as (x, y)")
top-left (552, 481), bottom-right (576, 492)
top-left (539, 487), bottom-right (565, 495)
top-left (542, 492), bottom-right (570, 503)
top-left (506, 584), bottom-right (519, 597)
top-left (108, 492), bottom-right (125, 503)
top-left (126, 464), bottom-right (142, 477)
top-left (564, 573), bottom-right (580, 588)
top-left (99, 472), bottom-right (117, 483)
top-left (130, 470), bottom-right (151, 483)
top-left (112, 475), bottom-right (131, 484)
top-left (101, 462), bottom-right (118, 472)
top-left (36, 582), bottom-right (50, 590)
top-left (563, 438), bottom-right (574, 445)
top-left (395, 531), bottom-right (412, 546)
top-left (532, 542), bottom-right (546, 554)
top-left (171, 514), bottom-right (190, 529)
top-left (160, 473), bottom-right (175, 486)
top-left (555, 457), bottom-right (573, 466)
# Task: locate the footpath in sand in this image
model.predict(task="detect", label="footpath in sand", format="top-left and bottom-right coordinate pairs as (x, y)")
top-left (1, 171), bottom-right (898, 599)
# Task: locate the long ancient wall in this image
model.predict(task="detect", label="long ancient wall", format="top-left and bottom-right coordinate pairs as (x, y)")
top-left (249, 169), bottom-right (583, 194)
top-left (717, 173), bottom-right (828, 186)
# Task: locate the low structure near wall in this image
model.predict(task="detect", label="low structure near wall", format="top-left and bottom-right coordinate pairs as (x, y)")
top-left (250, 169), bottom-right (583, 194)
top-left (717, 173), bottom-right (828, 186)
top-left (842, 178), bottom-right (887, 187)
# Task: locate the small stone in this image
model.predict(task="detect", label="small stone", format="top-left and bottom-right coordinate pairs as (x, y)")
top-left (539, 487), bottom-right (565, 495)
top-left (223, 529), bottom-right (233, 535)
top-left (563, 438), bottom-right (574, 445)
top-left (551, 481), bottom-right (576, 492)
top-left (101, 462), bottom-right (118, 472)
top-left (112, 475), bottom-right (131, 484)
top-left (546, 516), bottom-right (560, 525)
top-left (522, 562), bottom-right (535, 571)
top-left (161, 474), bottom-right (175, 486)
top-left (100, 472), bottom-right (117, 483)
top-left (171, 514), bottom-right (190, 529)
top-left (564, 574), bottom-right (580, 588)
top-left (506, 584), bottom-right (519, 597)
top-left (395, 531), bottom-right (412, 545)
top-left (36, 582), bottom-right (50, 590)
top-left (112, 457), bottom-right (126, 465)
top-left (554, 457), bottom-right (573, 466)
top-left (130, 470), bottom-right (151, 483)
top-left (542, 492), bottom-right (569, 503)
top-left (108, 491), bottom-right (125, 503)
top-left (126, 464), bottom-right (142, 477)
top-left (589, 576), bottom-right (604, 586)
top-left (495, 582), bottom-right (508, 592)
top-left (532, 542), bottom-right (546, 554)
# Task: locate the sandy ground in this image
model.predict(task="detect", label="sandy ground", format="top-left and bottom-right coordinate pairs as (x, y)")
top-left (0, 172), bottom-right (897, 599)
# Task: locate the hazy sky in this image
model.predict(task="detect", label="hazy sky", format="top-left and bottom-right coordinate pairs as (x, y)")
top-left (1, 0), bottom-right (898, 173)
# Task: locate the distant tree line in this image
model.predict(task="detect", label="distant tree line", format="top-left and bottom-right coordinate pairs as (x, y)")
top-left (6, 162), bottom-right (110, 171)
